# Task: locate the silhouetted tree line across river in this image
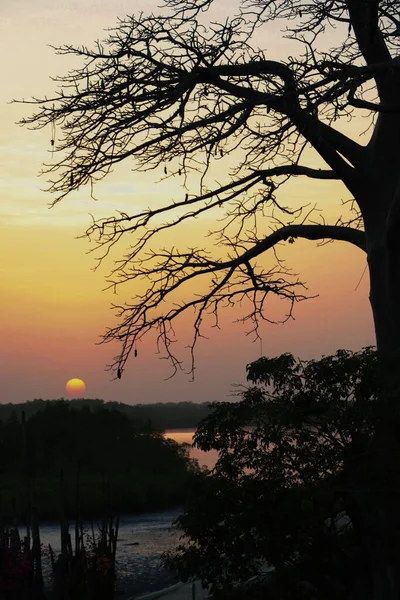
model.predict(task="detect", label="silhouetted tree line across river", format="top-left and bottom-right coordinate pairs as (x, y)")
top-left (0, 398), bottom-right (212, 430)
top-left (0, 400), bottom-right (204, 522)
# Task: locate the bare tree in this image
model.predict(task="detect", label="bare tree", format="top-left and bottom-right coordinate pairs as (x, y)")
top-left (19, 1), bottom-right (400, 598)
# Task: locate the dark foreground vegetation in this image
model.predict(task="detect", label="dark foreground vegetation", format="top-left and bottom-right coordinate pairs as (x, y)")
top-left (2, 348), bottom-right (391, 600)
top-left (1, 513), bottom-right (121, 600)
top-left (0, 401), bottom-right (202, 522)
top-left (19, 0), bottom-right (400, 595)
top-left (0, 402), bottom-right (203, 600)
top-left (164, 347), bottom-right (388, 600)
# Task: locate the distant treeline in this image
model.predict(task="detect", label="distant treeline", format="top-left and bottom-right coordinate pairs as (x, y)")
top-left (0, 401), bottom-right (204, 522)
top-left (0, 398), bottom-right (213, 430)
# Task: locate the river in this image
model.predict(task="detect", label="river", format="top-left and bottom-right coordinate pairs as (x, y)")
top-left (38, 429), bottom-right (217, 598)
top-left (165, 428), bottom-right (219, 471)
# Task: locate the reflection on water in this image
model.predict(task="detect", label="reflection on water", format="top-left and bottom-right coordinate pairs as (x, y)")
top-left (164, 428), bottom-right (219, 472)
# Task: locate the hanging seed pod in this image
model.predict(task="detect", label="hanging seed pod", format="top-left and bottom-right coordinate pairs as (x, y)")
top-left (70, 173), bottom-right (74, 187)
top-left (117, 368), bottom-right (122, 379)
top-left (134, 349), bottom-right (138, 358)
top-left (50, 139), bottom-right (54, 146)
top-left (164, 166), bottom-right (167, 175)
top-left (178, 168), bottom-right (182, 176)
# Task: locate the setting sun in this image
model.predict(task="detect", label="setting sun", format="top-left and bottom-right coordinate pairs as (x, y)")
top-left (65, 378), bottom-right (86, 397)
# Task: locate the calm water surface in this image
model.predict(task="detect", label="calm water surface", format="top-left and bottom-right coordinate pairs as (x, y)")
top-left (38, 429), bottom-right (218, 598)
top-left (165, 428), bottom-right (219, 471)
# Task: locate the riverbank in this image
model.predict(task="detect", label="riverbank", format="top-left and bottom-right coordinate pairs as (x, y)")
top-left (134, 580), bottom-right (210, 600)
top-left (117, 571), bottom-right (180, 599)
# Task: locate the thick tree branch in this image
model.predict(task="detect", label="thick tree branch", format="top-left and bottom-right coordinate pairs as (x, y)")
top-left (345, 0), bottom-right (392, 99)
top-left (348, 92), bottom-right (400, 113)
top-left (325, 58), bottom-right (400, 81)
top-left (198, 60), bottom-right (297, 89)
top-left (256, 165), bottom-right (339, 180)
top-left (195, 63), bottom-right (362, 194)
top-left (317, 123), bottom-right (365, 169)
top-left (346, 0), bottom-right (392, 66)
top-left (289, 112), bottom-right (363, 197)
top-left (102, 222), bottom-right (365, 376)
top-left (87, 164), bottom-right (339, 262)
top-left (223, 225), bottom-right (367, 267)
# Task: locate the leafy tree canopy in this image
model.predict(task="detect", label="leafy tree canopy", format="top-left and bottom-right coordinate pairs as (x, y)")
top-left (163, 347), bottom-right (381, 598)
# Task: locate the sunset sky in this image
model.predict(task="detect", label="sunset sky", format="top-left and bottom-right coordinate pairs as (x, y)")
top-left (1, 0), bottom-right (375, 406)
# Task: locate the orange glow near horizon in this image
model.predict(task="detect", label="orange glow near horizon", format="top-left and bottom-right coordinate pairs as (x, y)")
top-left (66, 378), bottom-right (87, 397)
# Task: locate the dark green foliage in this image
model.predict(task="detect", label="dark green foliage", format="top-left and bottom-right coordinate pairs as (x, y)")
top-left (163, 347), bottom-right (379, 598)
top-left (0, 402), bottom-right (201, 521)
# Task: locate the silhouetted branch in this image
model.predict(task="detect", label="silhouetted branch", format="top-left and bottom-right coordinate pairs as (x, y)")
top-left (348, 86), bottom-right (400, 112)
top-left (103, 223), bottom-right (364, 378)
top-left (19, 0), bottom-right (399, 376)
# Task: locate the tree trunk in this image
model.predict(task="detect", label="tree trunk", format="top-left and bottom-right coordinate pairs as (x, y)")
top-left (344, 219), bottom-right (400, 600)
